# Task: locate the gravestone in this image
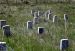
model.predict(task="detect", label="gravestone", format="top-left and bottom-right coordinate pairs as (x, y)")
top-left (38, 27), bottom-right (44, 34)
top-left (53, 15), bottom-right (58, 23)
top-left (45, 12), bottom-right (49, 18)
top-left (0, 20), bottom-right (6, 29)
top-left (31, 10), bottom-right (35, 16)
top-left (60, 39), bottom-right (69, 51)
top-left (34, 12), bottom-right (39, 18)
top-left (48, 10), bottom-right (52, 14)
top-left (31, 10), bottom-right (40, 17)
top-left (2, 25), bottom-right (11, 37)
top-left (27, 21), bottom-right (33, 29)
top-left (64, 14), bottom-right (68, 22)
top-left (45, 10), bottom-right (52, 19)
top-left (38, 11), bottom-right (40, 17)
top-left (33, 17), bottom-right (39, 24)
top-left (0, 42), bottom-right (6, 51)
top-left (48, 13), bottom-right (52, 20)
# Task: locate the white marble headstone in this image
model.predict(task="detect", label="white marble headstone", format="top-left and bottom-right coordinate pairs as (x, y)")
top-left (2, 25), bottom-right (11, 37)
top-left (34, 12), bottom-right (39, 18)
top-left (60, 39), bottom-right (69, 51)
top-left (38, 27), bottom-right (44, 34)
top-left (31, 10), bottom-right (35, 17)
top-left (48, 13), bottom-right (52, 20)
top-left (38, 11), bottom-right (40, 17)
top-left (64, 14), bottom-right (68, 22)
top-left (27, 21), bottom-right (33, 29)
top-left (53, 15), bottom-right (57, 23)
top-left (33, 17), bottom-right (39, 24)
top-left (48, 10), bottom-right (52, 14)
top-left (0, 42), bottom-right (6, 51)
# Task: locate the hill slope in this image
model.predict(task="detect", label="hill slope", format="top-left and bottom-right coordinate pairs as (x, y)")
top-left (0, 3), bottom-right (75, 51)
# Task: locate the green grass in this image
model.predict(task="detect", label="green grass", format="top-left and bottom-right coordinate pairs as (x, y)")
top-left (0, 3), bottom-right (75, 51)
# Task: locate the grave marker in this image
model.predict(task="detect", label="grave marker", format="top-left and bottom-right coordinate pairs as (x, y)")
top-left (0, 20), bottom-right (6, 29)
top-left (2, 25), bottom-right (11, 37)
top-left (48, 13), bottom-right (52, 20)
top-left (53, 15), bottom-right (58, 23)
top-left (33, 17), bottom-right (39, 24)
top-left (38, 27), bottom-right (44, 34)
top-left (27, 21), bottom-right (33, 29)
top-left (38, 11), bottom-right (40, 17)
top-left (48, 10), bottom-right (52, 14)
top-left (34, 12), bottom-right (39, 18)
top-left (0, 42), bottom-right (6, 51)
top-left (45, 10), bottom-right (52, 20)
top-left (31, 10), bottom-right (35, 16)
top-left (60, 39), bottom-right (69, 51)
top-left (64, 14), bottom-right (68, 22)
top-left (64, 14), bottom-right (68, 34)
top-left (45, 12), bottom-right (49, 18)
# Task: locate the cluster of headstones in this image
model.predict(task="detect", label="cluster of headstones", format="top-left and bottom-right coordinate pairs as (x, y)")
top-left (0, 39), bottom-right (69, 51)
top-left (0, 20), bottom-right (11, 37)
top-left (27, 10), bottom-right (45, 34)
top-left (45, 10), bottom-right (68, 23)
top-left (0, 20), bottom-right (11, 51)
top-left (26, 9), bottom-right (69, 51)
top-left (27, 10), bottom-right (68, 34)
top-left (0, 10), bottom-right (69, 51)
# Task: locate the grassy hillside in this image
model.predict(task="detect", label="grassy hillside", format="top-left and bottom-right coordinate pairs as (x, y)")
top-left (0, 0), bottom-right (75, 4)
top-left (0, 3), bottom-right (75, 51)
